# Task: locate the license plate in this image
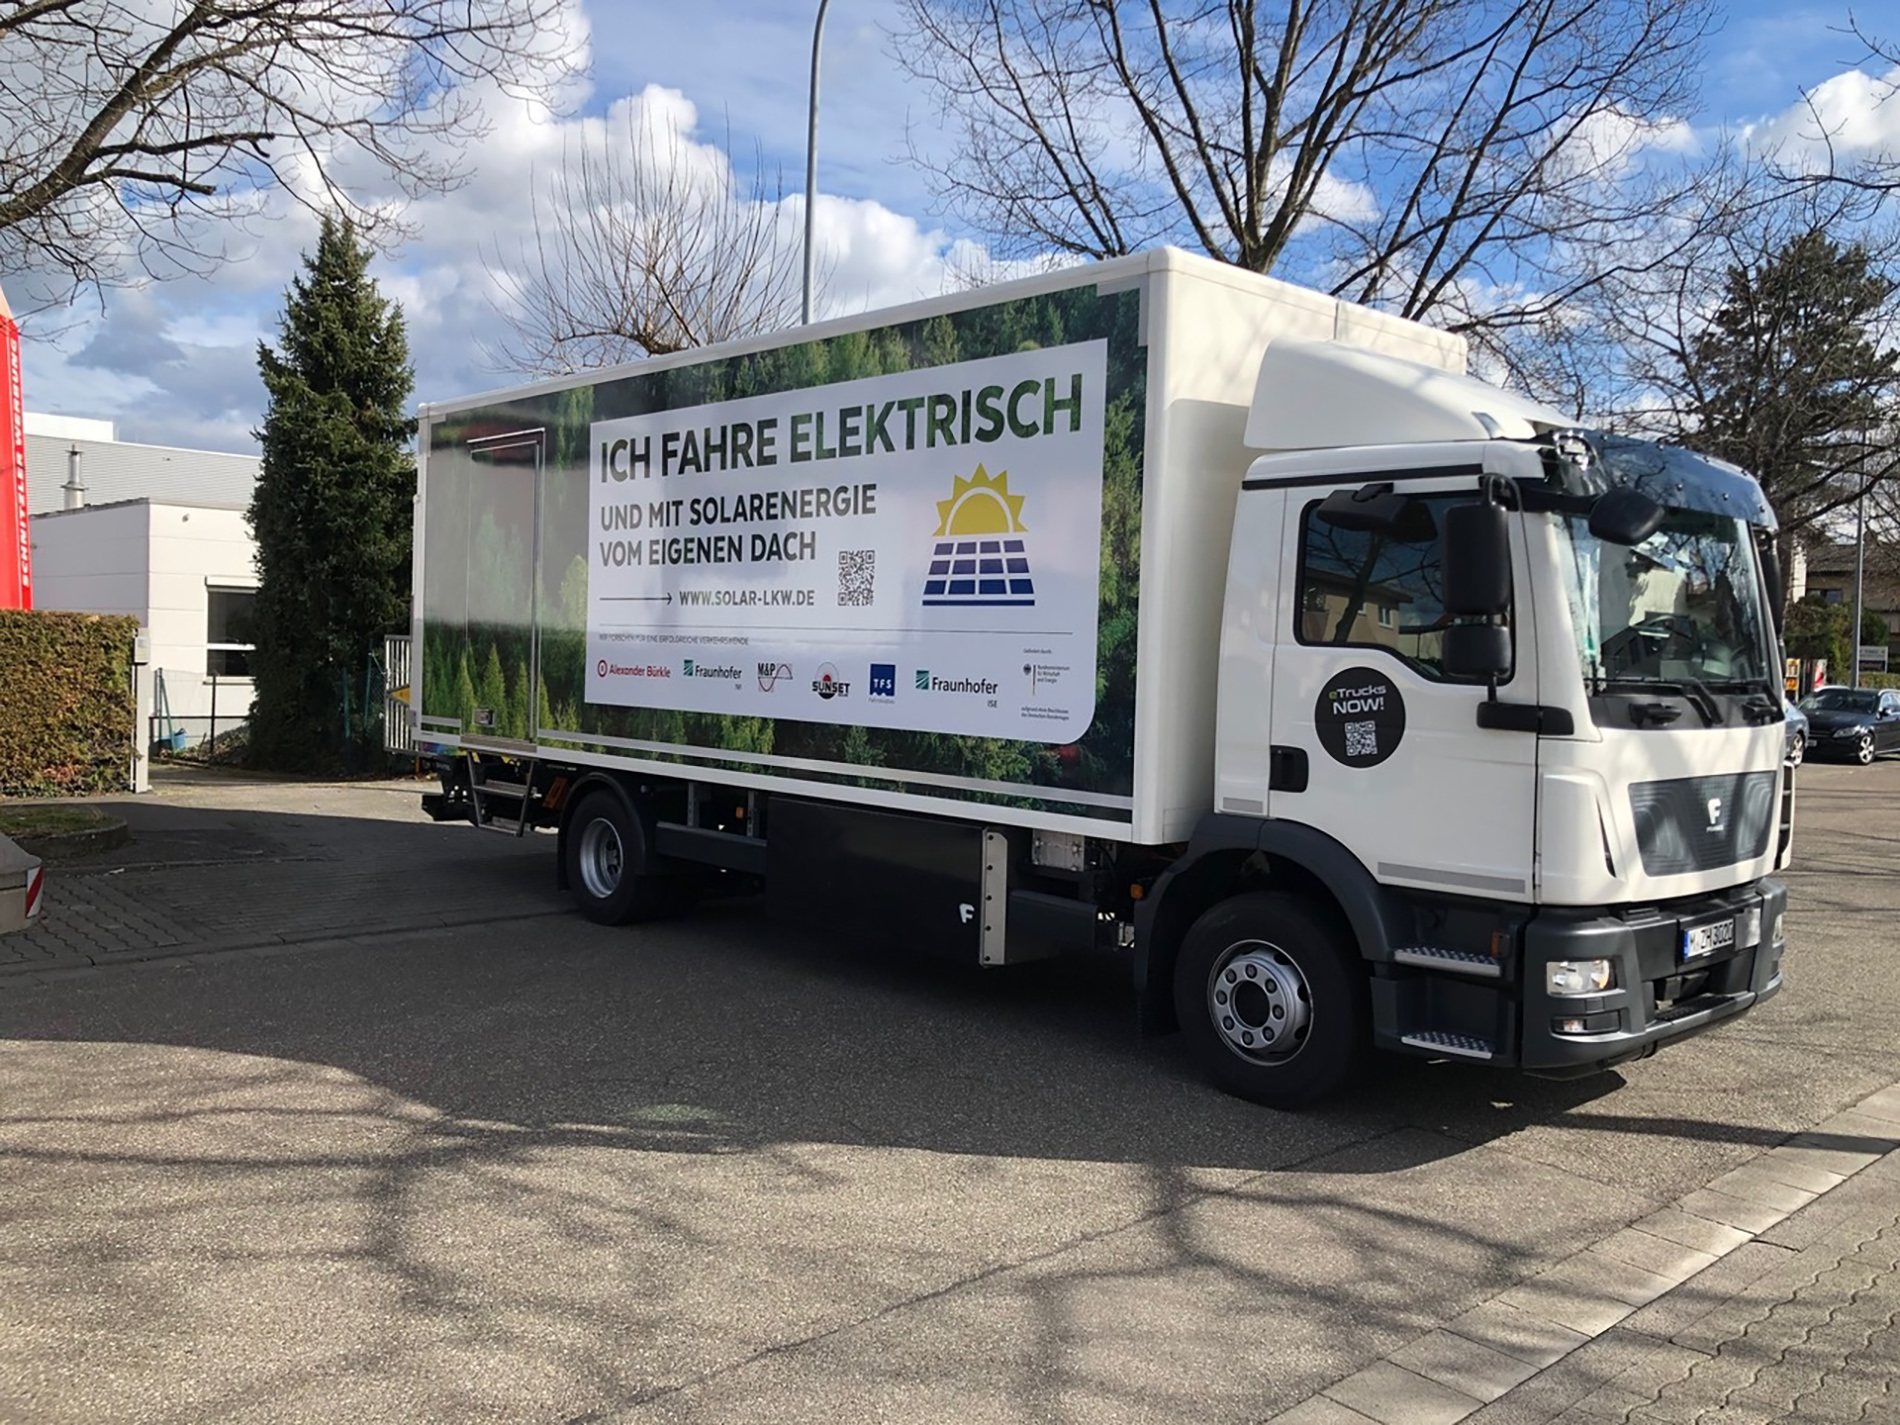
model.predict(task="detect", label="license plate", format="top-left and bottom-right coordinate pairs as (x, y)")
top-left (1681, 916), bottom-right (1736, 963)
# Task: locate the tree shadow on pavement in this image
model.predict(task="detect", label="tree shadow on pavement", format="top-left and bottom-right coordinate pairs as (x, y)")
top-left (3, 787), bottom-right (1886, 1425)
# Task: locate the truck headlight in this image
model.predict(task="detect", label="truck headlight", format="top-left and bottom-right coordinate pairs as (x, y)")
top-left (1547, 959), bottom-right (1614, 995)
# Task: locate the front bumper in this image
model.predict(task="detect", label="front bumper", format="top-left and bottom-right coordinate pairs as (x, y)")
top-left (1519, 878), bottom-right (1786, 1074)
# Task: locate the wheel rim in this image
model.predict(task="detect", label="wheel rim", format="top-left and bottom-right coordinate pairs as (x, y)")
top-left (1207, 939), bottom-right (1314, 1064)
top-left (1789, 736), bottom-right (1803, 767)
top-left (577, 816), bottom-right (624, 899)
top-left (1859, 734), bottom-right (1875, 764)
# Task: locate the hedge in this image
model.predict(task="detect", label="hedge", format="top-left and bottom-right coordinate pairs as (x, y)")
top-left (0, 610), bottom-right (140, 797)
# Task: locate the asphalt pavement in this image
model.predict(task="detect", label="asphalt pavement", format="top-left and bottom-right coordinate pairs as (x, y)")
top-left (0, 761), bottom-right (1895, 1423)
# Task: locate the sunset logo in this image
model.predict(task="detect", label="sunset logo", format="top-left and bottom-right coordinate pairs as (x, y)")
top-left (922, 464), bottom-right (1036, 607)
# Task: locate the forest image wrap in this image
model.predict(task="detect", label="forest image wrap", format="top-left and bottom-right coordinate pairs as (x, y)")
top-left (420, 283), bottom-right (1147, 813)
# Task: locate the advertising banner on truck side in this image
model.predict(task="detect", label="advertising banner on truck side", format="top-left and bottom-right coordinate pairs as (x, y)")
top-left (584, 341), bottom-right (1107, 742)
top-left (419, 281), bottom-right (1149, 824)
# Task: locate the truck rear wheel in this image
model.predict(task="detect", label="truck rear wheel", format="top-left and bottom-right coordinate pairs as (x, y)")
top-left (564, 790), bottom-right (684, 925)
top-left (1173, 892), bottom-right (1368, 1109)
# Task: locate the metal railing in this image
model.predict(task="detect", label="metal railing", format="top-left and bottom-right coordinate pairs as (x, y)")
top-left (383, 635), bottom-right (416, 754)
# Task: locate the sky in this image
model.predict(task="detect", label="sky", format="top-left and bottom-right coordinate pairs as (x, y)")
top-left (13, 0), bottom-right (1900, 455)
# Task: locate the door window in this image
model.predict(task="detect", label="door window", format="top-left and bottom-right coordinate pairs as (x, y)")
top-left (1294, 493), bottom-right (1508, 681)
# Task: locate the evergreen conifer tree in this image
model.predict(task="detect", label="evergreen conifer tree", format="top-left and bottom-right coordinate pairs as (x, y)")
top-left (248, 217), bottom-right (416, 767)
top-left (1684, 232), bottom-right (1899, 538)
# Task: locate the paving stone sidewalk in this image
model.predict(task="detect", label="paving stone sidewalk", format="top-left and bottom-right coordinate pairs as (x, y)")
top-left (0, 771), bottom-right (567, 978)
top-left (1277, 1087), bottom-right (1900, 1425)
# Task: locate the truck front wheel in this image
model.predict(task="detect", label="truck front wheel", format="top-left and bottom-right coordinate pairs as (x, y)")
top-left (564, 790), bottom-right (683, 925)
top-left (1173, 892), bottom-right (1369, 1109)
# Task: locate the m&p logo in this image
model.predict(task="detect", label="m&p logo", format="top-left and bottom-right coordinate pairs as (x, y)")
top-left (869, 663), bottom-right (896, 699)
top-left (922, 463), bottom-right (1036, 607)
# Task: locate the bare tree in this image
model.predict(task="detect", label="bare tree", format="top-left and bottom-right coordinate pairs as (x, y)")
top-left (893, 0), bottom-right (1717, 384)
top-left (0, 0), bottom-right (576, 302)
top-left (1578, 165), bottom-right (1900, 571)
top-left (483, 108), bottom-right (814, 375)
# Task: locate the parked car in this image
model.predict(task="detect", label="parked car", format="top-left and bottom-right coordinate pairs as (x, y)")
top-left (1784, 698), bottom-right (1809, 767)
top-left (1797, 686), bottom-right (1900, 765)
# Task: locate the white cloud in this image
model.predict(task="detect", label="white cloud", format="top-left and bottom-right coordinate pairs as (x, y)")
top-left (1543, 106), bottom-right (1700, 189)
top-left (1744, 65), bottom-right (1900, 171)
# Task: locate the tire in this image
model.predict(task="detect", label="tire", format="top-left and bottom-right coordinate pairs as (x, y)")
top-left (1787, 733), bottom-right (1804, 768)
top-left (1172, 891), bottom-right (1369, 1110)
top-left (563, 790), bottom-right (684, 925)
top-left (1856, 733), bottom-right (1876, 766)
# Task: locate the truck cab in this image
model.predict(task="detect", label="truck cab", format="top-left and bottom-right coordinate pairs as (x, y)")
top-left (1148, 341), bottom-right (1788, 1103)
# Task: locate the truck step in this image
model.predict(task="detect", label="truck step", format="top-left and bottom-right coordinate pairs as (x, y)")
top-left (477, 815), bottom-right (529, 836)
top-left (473, 779), bottom-right (532, 799)
top-left (1393, 945), bottom-right (1503, 978)
top-left (1400, 1030), bottom-right (1497, 1061)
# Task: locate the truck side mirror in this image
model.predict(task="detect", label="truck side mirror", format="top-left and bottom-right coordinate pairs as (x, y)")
top-left (1442, 503), bottom-right (1511, 617)
top-left (1444, 624), bottom-right (1512, 680)
top-left (1588, 488), bottom-right (1665, 546)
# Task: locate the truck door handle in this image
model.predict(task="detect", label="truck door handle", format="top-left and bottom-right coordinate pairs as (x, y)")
top-left (1269, 746), bottom-right (1308, 792)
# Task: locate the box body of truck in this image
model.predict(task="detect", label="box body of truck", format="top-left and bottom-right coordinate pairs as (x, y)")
top-left (413, 250), bottom-right (1458, 842)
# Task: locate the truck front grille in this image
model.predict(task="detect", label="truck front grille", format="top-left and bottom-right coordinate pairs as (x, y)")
top-left (1629, 772), bottom-right (1776, 876)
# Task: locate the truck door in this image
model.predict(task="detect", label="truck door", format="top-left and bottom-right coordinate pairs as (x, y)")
top-left (1267, 467), bottom-right (1540, 904)
top-left (418, 428), bottom-right (546, 750)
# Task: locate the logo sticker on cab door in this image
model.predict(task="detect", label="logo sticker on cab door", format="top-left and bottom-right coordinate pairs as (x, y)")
top-left (1315, 667), bottom-right (1406, 768)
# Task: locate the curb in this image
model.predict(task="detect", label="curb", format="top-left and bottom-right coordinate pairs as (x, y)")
top-left (0, 905), bottom-right (567, 984)
top-left (1268, 1081), bottom-right (1900, 1425)
top-left (6, 818), bottom-right (131, 862)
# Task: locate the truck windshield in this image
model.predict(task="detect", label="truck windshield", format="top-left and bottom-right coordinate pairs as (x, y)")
top-left (1555, 508), bottom-right (1774, 694)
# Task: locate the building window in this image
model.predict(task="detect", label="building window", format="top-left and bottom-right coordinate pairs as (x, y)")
top-left (1823, 588), bottom-right (1844, 604)
top-left (207, 586), bottom-right (257, 677)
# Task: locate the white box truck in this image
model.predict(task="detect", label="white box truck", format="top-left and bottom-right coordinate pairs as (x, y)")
top-left (410, 248), bottom-right (1791, 1107)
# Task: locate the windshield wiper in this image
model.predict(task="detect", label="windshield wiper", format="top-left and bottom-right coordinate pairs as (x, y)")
top-left (1594, 676), bottom-right (1721, 726)
top-left (1680, 676), bottom-right (1722, 728)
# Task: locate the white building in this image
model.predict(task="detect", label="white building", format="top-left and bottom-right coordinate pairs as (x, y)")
top-left (21, 414), bottom-right (263, 744)
top-left (23, 411), bottom-right (260, 515)
top-left (29, 499), bottom-right (258, 730)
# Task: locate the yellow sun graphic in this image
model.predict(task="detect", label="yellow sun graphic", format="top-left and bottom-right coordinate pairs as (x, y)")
top-left (934, 464), bottom-right (1027, 537)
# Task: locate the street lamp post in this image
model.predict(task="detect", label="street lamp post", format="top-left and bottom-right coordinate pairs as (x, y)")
top-left (802, 0), bottom-right (831, 325)
top-left (1852, 478), bottom-right (1867, 690)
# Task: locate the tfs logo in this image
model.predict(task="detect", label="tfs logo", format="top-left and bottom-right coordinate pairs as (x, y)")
top-left (869, 663), bottom-right (896, 699)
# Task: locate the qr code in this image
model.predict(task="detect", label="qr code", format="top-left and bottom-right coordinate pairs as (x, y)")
top-left (838, 549), bottom-right (875, 606)
top-left (1344, 720), bottom-right (1378, 759)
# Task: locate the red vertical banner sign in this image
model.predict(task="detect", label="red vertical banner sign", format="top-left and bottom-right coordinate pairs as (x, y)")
top-left (0, 282), bottom-right (30, 609)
